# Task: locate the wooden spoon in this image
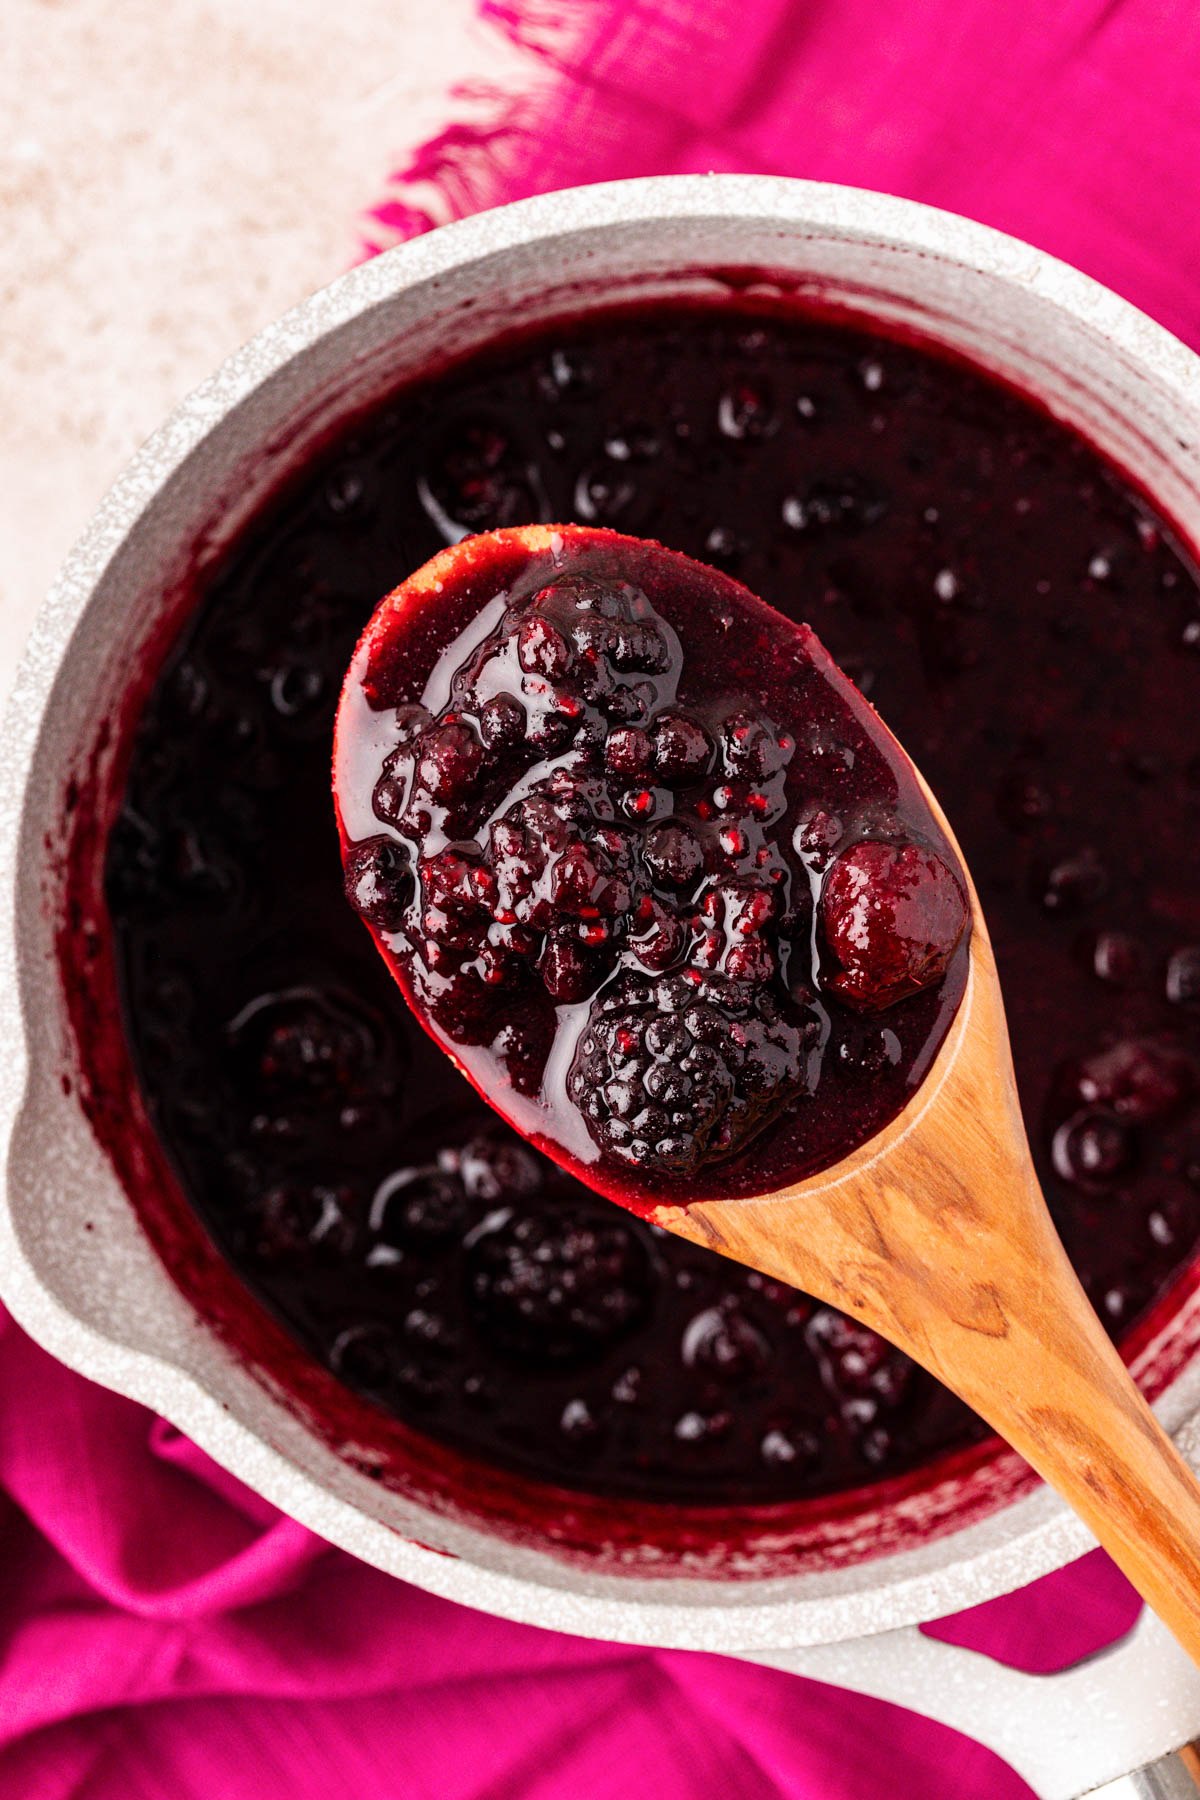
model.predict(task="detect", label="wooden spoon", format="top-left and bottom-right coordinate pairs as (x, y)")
top-left (655, 804), bottom-right (1200, 1663)
top-left (335, 524), bottom-right (1200, 1663)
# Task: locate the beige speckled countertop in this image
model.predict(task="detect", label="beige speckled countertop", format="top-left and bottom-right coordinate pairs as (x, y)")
top-left (0, 0), bottom-right (528, 709)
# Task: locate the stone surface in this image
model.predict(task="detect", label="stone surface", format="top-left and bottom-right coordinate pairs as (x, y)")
top-left (0, 0), bottom-right (527, 710)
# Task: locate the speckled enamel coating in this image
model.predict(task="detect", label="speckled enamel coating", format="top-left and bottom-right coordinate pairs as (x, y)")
top-left (5, 175), bottom-right (1200, 1787)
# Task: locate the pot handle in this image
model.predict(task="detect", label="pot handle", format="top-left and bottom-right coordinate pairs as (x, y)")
top-left (741, 1603), bottom-right (1200, 1799)
top-left (1083, 1749), bottom-right (1200, 1798)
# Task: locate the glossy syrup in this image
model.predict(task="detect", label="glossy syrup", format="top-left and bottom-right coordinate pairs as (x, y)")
top-left (105, 306), bottom-right (1200, 1505)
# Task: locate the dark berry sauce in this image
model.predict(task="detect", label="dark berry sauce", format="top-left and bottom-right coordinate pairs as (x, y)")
top-left (104, 305), bottom-right (1200, 1506)
top-left (333, 525), bottom-right (969, 1207)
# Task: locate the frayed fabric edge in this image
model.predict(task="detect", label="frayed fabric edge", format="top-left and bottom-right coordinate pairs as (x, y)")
top-left (358, 1), bottom-right (596, 260)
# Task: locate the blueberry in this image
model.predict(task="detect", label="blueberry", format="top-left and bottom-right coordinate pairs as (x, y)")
top-left (651, 714), bottom-right (713, 783)
top-left (518, 616), bottom-right (572, 678)
top-left (373, 1161), bottom-right (468, 1247)
top-left (720, 710), bottom-right (790, 779)
top-left (415, 722), bottom-right (485, 806)
top-left (604, 726), bottom-right (653, 777)
top-left (1069, 1038), bottom-right (1194, 1123)
top-left (538, 936), bottom-right (595, 1001)
top-left (1167, 947), bottom-right (1200, 1007)
top-left (805, 1308), bottom-right (912, 1410)
top-left (680, 1299), bottom-right (770, 1380)
top-left (717, 381), bottom-right (776, 442)
top-left (459, 1134), bottom-right (543, 1202)
top-left (328, 1322), bottom-right (395, 1390)
top-left (478, 693), bottom-right (526, 750)
top-left (419, 415), bottom-right (544, 538)
top-left (343, 837), bottom-right (412, 932)
top-left (228, 987), bottom-right (379, 1106)
top-left (250, 1181), bottom-right (357, 1263)
top-left (1038, 849), bottom-right (1107, 915)
top-left (643, 823), bottom-right (704, 888)
top-left (1051, 1110), bottom-right (1133, 1189)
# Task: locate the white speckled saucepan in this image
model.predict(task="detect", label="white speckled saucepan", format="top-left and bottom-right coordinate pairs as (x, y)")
top-left (4, 177), bottom-right (1200, 1799)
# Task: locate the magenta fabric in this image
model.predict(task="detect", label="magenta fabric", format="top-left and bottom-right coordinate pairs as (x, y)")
top-left (8, 1), bottom-right (1199, 1793)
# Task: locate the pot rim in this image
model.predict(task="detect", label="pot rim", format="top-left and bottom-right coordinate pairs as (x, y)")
top-left (4, 172), bottom-right (1200, 1652)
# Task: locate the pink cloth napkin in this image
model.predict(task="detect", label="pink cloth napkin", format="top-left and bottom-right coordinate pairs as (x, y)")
top-left (7, 1), bottom-right (1200, 1793)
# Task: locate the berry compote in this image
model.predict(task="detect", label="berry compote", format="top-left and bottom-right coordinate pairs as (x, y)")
top-left (104, 304), bottom-right (1200, 1507)
top-left (333, 524), bottom-right (970, 1207)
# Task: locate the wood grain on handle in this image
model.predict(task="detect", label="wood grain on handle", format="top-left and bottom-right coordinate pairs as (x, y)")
top-left (653, 925), bottom-right (1200, 1666)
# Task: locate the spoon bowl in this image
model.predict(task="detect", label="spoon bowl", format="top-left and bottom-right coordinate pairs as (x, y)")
top-left (335, 521), bottom-right (1200, 1664)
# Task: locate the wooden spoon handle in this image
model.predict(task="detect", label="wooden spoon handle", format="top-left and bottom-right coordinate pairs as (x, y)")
top-left (657, 892), bottom-right (1200, 1659)
top-left (923, 1217), bottom-right (1200, 1667)
top-left (675, 1148), bottom-right (1200, 1666)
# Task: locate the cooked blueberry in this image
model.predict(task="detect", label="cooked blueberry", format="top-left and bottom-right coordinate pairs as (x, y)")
top-left (1090, 930), bottom-right (1142, 986)
top-left (1068, 1038), bottom-right (1194, 1124)
top-left (680, 1299), bottom-right (770, 1380)
top-left (643, 823), bottom-right (704, 888)
top-left (419, 415), bottom-right (545, 537)
top-left (459, 1134), bottom-right (543, 1202)
top-left (805, 1308), bottom-right (912, 1409)
top-left (760, 1427), bottom-right (816, 1470)
top-left (538, 935), bottom-right (596, 1001)
top-left (720, 711), bottom-right (791, 779)
top-left (478, 693), bottom-right (526, 749)
top-left (342, 837), bottom-right (412, 932)
top-left (781, 474), bottom-right (888, 533)
top-left (574, 465), bottom-right (636, 523)
top-left (328, 1323), bottom-right (395, 1389)
top-left (227, 987), bottom-right (378, 1104)
top-left (1167, 946), bottom-right (1200, 1007)
top-left (517, 616), bottom-right (572, 678)
top-left (605, 726), bottom-right (653, 776)
top-left (250, 1181), bottom-right (358, 1263)
top-left (1038, 849), bottom-right (1107, 915)
top-left (1051, 1110), bottom-right (1134, 1189)
top-left (414, 722), bottom-right (485, 806)
top-left (373, 1161), bottom-right (468, 1247)
top-left (651, 713), bottom-right (712, 783)
top-left (717, 381), bottom-right (776, 441)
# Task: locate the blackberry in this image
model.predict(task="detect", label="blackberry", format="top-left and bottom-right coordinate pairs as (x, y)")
top-left (568, 970), bottom-right (814, 1173)
top-left (466, 1206), bottom-right (652, 1361)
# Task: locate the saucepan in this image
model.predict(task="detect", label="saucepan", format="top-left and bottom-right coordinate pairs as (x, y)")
top-left (4, 175), bottom-right (1200, 1799)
